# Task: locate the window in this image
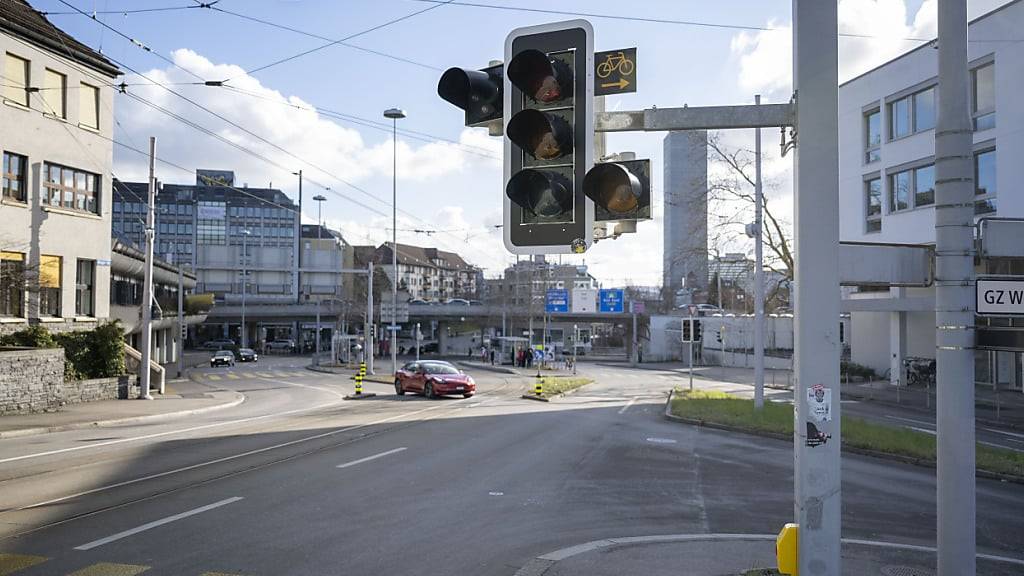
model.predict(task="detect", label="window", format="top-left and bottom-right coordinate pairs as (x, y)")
top-left (888, 86), bottom-right (935, 139)
top-left (39, 255), bottom-right (61, 317)
top-left (75, 259), bottom-right (94, 316)
top-left (42, 163), bottom-right (99, 214)
top-left (42, 69), bottom-right (66, 118)
top-left (79, 82), bottom-right (99, 129)
top-left (890, 170), bottom-right (910, 212)
top-left (864, 109), bottom-right (881, 163)
top-left (2, 151), bottom-right (27, 202)
top-left (0, 251), bottom-right (25, 317)
top-left (865, 178), bottom-right (882, 233)
top-left (913, 165), bottom-right (935, 207)
top-left (975, 148), bottom-right (996, 215)
top-left (972, 63), bottom-right (995, 131)
top-left (4, 53), bottom-right (29, 106)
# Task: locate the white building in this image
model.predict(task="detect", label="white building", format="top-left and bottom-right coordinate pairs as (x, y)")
top-left (838, 0), bottom-right (1023, 390)
top-left (0, 1), bottom-right (119, 334)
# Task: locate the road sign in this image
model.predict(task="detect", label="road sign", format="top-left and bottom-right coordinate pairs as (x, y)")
top-left (977, 278), bottom-right (1024, 316)
top-left (629, 300), bottom-right (645, 314)
top-left (572, 288), bottom-right (596, 313)
top-left (545, 289), bottom-right (569, 313)
top-left (594, 47), bottom-right (636, 96)
top-left (380, 301), bottom-right (409, 323)
top-left (598, 289), bottom-right (623, 313)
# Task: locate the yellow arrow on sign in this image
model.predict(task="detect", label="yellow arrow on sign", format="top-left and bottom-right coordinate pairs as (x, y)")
top-left (600, 78), bottom-right (630, 90)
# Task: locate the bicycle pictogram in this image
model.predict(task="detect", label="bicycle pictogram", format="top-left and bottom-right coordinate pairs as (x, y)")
top-left (596, 51), bottom-right (635, 79)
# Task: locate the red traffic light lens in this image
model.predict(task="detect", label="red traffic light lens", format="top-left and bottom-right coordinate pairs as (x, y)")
top-left (507, 49), bottom-right (573, 103)
top-left (506, 109), bottom-right (571, 161)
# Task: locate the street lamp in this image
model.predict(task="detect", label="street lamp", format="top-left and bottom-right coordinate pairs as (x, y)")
top-left (313, 194), bottom-right (327, 364)
top-left (241, 229), bottom-right (251, 348)
top-left (384, 107), bottom-right (406, 374)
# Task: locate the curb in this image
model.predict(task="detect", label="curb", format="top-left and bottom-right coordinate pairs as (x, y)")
top-left (0, 391), bottom-right (246, 440)
top-left (457, 361), bottom-right (519, 375)
top-left (521, 394), bottom-right (550, 403)
top-left (663, 390), bottom-right (1024, 485)
top-left (344, 393), bottom-right (378, 400)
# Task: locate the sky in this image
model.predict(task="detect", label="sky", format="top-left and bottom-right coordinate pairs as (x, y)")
top-left (33, 0), bottom-right (1014, 286)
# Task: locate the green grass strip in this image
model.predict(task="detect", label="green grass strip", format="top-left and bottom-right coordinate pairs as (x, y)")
top-left (535, 376), bottom-right (593, 396)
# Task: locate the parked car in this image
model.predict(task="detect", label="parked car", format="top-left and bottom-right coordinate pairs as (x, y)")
top-left (202, 338), bottom-right (235, 350)
top-left (408, 298), bottom-right (430, 306)
top-left (445, 298), bottom-right (470, 306)
top-left (266, 339), bottom-right (296, 353)
top-left (394, 360), bottom-right (475, 399)
top-left (695, 304), bottom-right (723, 316)
top-left (210, 350), bottom-right (236, 367)
top-left (238, 348), bottom-right (258, 362)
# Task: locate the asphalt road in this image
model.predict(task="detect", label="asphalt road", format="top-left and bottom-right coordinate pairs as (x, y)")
top-left (0, 358), bottom-right (1020, 575)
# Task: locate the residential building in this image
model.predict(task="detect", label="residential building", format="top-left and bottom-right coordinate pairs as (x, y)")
top-left (489, 255), bottom-right (598, 309)
top-left (662, 130), bottom-right (709, 305)
top-left (360, 242), bottom-right (479, 301)
top-left (838, 0), bottom-right (1023, 390)
top-left (0, 0), bottom-right (119, 335)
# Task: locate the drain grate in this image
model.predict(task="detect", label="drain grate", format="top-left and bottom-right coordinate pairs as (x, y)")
top-left (881, 566), bottom-right (935, 576)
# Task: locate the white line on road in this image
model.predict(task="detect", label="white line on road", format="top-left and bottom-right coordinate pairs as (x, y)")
top-left (982, 427), bottom-right (1024, 440)
top-left (908, 426), bottom-right (937, 436)
top-left (618, 397), bottom-right (638, 414)
top-left (74, 497), bottom-right (243, 550)
top-left (336, 447), bottom-right (407, 469)
top-left (884, 415), bottom-right (935, 428)
top-left (979, 440), bottom-right (1024, 453)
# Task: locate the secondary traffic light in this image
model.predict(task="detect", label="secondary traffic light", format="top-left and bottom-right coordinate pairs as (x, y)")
top-left (503, 20), bottom-right (594, 255)
top-left (437, 63), bottom-right (503, 127)
top-left (584, 158), bottom-right (652, 222)
top-left (682, 319), bottom-right (692, 342)
top-left (693, 319), bottom-right (703, 342)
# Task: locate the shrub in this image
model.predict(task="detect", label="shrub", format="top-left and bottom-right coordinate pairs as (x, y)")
top-left (0, 324), bottom-right (55, 348)
top-left (840, 360), bottom-right (876, 380)
top-left (2, 322), bottom-right (126, 380)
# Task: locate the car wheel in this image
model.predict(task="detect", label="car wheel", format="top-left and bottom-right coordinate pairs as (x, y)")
top-left (424, 381), bottom-right (434, 399)
top-left (395, 379), bottom-right (405, 396)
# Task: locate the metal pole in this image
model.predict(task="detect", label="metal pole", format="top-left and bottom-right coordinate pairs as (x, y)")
top-left (935, 0), bottom-right (976, 572)
top-left (176, 260), bottom-right (184, 380)
top-left (416, 322), bottom-right (421, 362)
top-left (314, 198), bottom-right (324, 365)
top-left (296, 170), bottom-right (302, 305)
top-left (792, 1), bottom-right (841, 573)
top-left (390, 117), bottom-right (398, 375)
top-left (241, 231), bottom-right (248, 348)
top-left (689, 318), bottom-right (694, 391)
top-left (139, 136), bottom-right (156, 400)
top-left (366, 261), bottom-right (374, 375)
top-left (573, 324), bottom-right (578, 375)
top-left (717, 272), bottom-right (723, 311)
top-left (754, 94), bottom-right (765, 410)
top-left (631, 310), bottom-right (638, 365)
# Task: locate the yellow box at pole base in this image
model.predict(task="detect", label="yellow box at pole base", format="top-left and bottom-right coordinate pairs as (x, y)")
top-left (776, 523), bottom-right (798, 575)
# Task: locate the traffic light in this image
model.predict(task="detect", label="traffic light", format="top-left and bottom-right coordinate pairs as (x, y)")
top-left (437, 63), bottom-right (503, 127)
top-left (682, 319), bottom-right (692, 342)
top-left (503, 20), bottom-right (594, 255)
top-left (584, 158), bottom-right (652, 222)
top-left (693, 319), bottom-right (703, 342)
top-left (717, 326), bottom-right (724, 344)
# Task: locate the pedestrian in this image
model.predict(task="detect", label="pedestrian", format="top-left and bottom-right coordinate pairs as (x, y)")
top-left (489, 348), bottom-right (496, 365)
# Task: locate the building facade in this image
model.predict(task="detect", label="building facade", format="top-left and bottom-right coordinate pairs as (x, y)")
top-left (0, 0), bottom-right (119, 334)
top-left (838, 0), bottom-right (1024, 390)
top-left (365, 242), bottom-right (479, 302)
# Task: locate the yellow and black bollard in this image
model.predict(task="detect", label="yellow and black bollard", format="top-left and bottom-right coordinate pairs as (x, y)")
top-left (354, 372), bottom-right (363, 396)
top-left (534, 376), bottom-right (543, 397)
top-left (359, 362), bottom-right (366, 376)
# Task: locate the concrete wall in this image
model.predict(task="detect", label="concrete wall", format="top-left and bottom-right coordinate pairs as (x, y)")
top-left (0, 30), bottom-right (116, 328)
top-left (851, 312), bottom-right (891, 375)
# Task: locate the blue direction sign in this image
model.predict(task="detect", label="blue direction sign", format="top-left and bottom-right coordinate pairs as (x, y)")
top-left (546, 289), bottom-right (569, 313)
top-left (599, 289), bottom-right (624, 313)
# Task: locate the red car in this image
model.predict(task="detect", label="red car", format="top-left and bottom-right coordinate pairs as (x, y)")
top-left (395, 361), bottom-right (475, 398)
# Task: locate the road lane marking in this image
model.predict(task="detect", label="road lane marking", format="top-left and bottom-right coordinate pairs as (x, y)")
top-left (884, 415), bottom-right (935, 428)
top-left (979, 440), bottom-right (1024, 453)
top-left (74, 497), bottom-right (244, 551)
top-left (618, 397), bottom-right (638, 414)
top-left (908, 426), bottom-right (936, 436)
top-left (68, 563), bottom-right (150, 576)
top-left (0, 553), bottom-right (47, 575)
top-left (336, 447), bottom-right (407, 469)
top-left (982, 427), bottom-right (1024, 440)
top-left (646, 437), bottom-right (677, 444)
top-left (226, 373), bottom-right (240, 380)
top-left (206, 374), bottom-right (222, 381)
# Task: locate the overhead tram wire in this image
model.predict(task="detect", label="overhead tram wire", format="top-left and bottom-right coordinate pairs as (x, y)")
top-left (40, 4), bottom-right (203, 16)
top-left (223, 0), bottom-right (456, 80)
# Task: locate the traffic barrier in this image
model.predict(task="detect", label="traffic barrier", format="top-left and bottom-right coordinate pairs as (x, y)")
top-left (534, 377), bottom-right (543, 396)
top-left (355, 373), bottom-right (363, 396)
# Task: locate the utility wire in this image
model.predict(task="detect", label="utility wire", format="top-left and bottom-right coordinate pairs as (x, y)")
top-left (225, 0), bottom-right (455, 79)
top-left (40, 4), bottom-right (201, 16)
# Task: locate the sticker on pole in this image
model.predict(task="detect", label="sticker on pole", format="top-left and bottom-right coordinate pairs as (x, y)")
top-left (806, 383), bottom-right (832, 422)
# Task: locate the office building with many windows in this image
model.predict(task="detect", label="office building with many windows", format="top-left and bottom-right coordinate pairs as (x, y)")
top-left (838, 0), bottom-right (1023, 391)
top-left (0, 0), bottom-right (119, 334)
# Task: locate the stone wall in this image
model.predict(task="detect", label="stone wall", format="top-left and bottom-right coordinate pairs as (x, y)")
top-left (0, 347), bottom-right (65, 415)
top-left (64, 376), bottom-right (129, 404)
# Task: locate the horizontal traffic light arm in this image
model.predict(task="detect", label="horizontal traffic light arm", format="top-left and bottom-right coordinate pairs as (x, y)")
top-left (594, 102), bottom-right (795, 132)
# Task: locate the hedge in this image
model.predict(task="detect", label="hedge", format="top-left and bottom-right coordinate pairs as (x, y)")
top-left (0, 322), bottom-right (126, 381)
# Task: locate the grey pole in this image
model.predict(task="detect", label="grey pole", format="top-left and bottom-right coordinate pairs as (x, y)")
top-left (313, 194), bottom-right (327, 364)
top-left (416, 322), bottom-right (421, 362)
top-left (384, 107), bottom-right (406, 375)
top-left (241, 229), bottom-right (250, 349)
top-left (294, 170), bottom-right (303, 305)
top-left (366, 261), bottom-right (374, 375)
top-left (935, 0), bottom-right (976, 572)
top-left (139, 136), bottom-right (156, 400)
top-left (573, 324), bottom-right (578, 375)
top-left (176, 258), bottom-right (184, 380)
top-left (792, 1), bottom-right (841, 573)
top-left (689, 318), bottom-right (694, 392)
top-left (754, 94), bottom-right (765, 410)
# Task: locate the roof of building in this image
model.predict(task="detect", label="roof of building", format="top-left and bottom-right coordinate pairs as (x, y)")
top-left (300, 224), bottom-right (346, 242)
top-left (840, 0), bottom-right (1023, 88)
top-left (368, 242), bottom-right (477, 272)
top-left (1, 0), bottom-right (120, 77)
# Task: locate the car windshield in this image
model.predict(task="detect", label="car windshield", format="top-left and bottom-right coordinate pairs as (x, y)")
top-left (215, 351), bottom-right (232, 357)
top-left (239, 348), bottom-right (253, 354)
top-left (422, 363), bottom-right (460, 375)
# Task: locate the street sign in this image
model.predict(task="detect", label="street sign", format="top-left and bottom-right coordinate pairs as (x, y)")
top-left (977, 278), bottom-right (1024, 316)
top-left (598, 288), bottom-right (624, 313)
top-left (571, 287), bottom-right (597, 313)
top-left (594, 47), bottom-right (636, 96)
top-left (380, 301), bottom-right (409, 323)
top-left (629, 300), bottom-right (645, 314)
top-left (545, 289), bottom-right (569, 313)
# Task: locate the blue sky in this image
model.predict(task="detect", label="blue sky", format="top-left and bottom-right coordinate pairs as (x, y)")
top-left (34, 0), bottom-right (1010, 284)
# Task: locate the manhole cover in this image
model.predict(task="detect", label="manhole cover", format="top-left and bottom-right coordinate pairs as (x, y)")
top-left (881, 566), bottom-right (934, 576)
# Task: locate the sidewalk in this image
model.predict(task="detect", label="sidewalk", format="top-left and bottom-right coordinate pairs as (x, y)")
top-left (0, 378), bottom-right (244, 439)
top-left (514, 534), bottom-right (1024, 576)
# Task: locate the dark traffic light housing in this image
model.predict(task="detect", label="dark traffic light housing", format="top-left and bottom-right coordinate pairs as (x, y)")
top-left (584, 158), bottom-right (651, 222)
top-left (437, 63), bottom-right (503, 127)
top-left (503, 20), bottom-right (593, 255)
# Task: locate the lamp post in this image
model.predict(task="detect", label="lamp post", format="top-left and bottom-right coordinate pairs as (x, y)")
top-left (312, 194), bottom-right (327, 364)
top-left (241, 229), bottom-right (251, 348)
top-left (384, 107), bottom-right (406, 375)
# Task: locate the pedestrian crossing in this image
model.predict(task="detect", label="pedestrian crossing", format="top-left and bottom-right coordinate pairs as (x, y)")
top-left (0, 553), bottom-right (245, 575)
top-left (200, 370), bottom-right (310, 381)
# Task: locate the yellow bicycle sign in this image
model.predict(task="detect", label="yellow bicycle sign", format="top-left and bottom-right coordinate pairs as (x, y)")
top-left (597, 51), bottom-right (635, 78)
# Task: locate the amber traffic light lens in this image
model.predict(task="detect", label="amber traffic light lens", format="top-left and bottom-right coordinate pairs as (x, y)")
top-left (583, 163), bottom-right (642, 215)
top-left (506, 109), bottom-right (571, 161)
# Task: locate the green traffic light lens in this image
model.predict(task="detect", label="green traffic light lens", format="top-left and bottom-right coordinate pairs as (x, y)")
top-left (506, 169), bottom-right (573, 219)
